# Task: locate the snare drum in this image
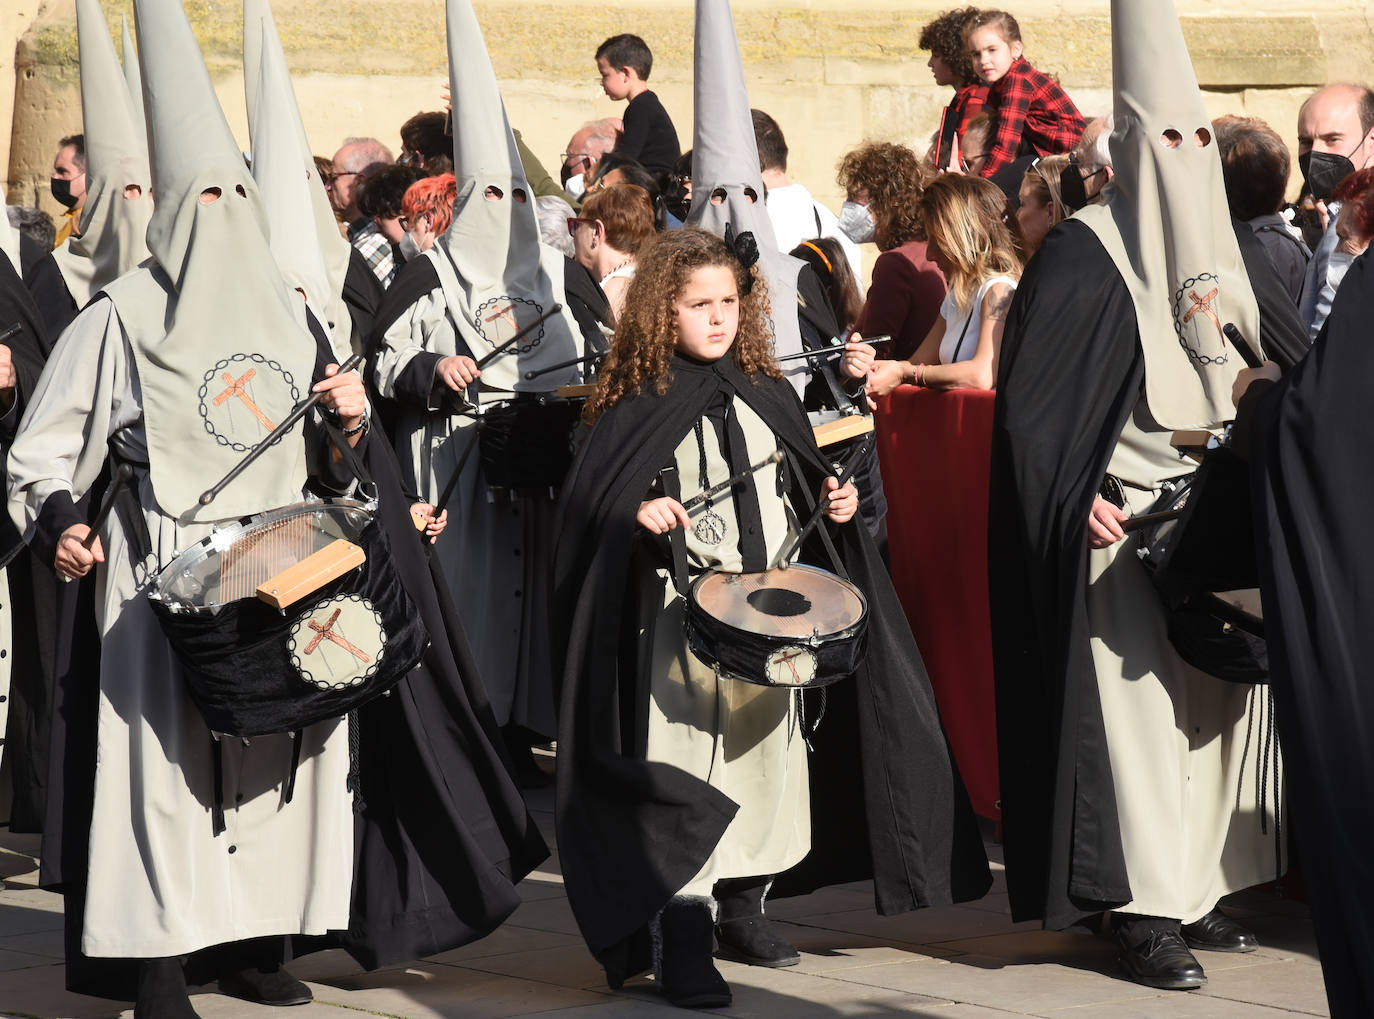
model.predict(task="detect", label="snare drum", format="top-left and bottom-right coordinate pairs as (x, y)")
top-left (684, 564), bottom-right (867, 688)
top-left (478, 392), bottom-right (582, 491)
top-left (149, 498), bottom-right (428, 737)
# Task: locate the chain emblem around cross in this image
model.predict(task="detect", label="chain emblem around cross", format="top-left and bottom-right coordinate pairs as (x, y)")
top-left (304, 608), bottom-right (370, 663)
top-left (212, 368), bottom-right (276, 432)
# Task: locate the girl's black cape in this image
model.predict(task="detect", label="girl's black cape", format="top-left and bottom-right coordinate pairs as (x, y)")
top-left (551, 354), bottom-right (990, 985)
top-left (1242, 249), bottom-right (1374, 1019)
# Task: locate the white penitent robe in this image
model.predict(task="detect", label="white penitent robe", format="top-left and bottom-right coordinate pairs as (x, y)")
top-left (639, 396), bottom-right (810, 898)
top-left (1087, 400), bottom-right (1281, 923)
top-left (373, 251), bottom-right (581, 736)
top-left (6, 300), bottom-right (353, 959)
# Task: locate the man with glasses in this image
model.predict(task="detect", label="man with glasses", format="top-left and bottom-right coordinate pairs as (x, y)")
top-left (329, 136), bottom-right (395, 286)
top-left (559, 118), bottom-right (620, 199)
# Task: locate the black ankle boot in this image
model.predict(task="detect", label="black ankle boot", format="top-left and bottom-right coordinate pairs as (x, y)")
top-left (135, 957), bottom-right (201, 1019)
top-left (656, 898), bottom-right (732, 1009)
top-left (714, 876), bottom-right (799, 968)
top-left (217, 965), bottom-right (313, 1006)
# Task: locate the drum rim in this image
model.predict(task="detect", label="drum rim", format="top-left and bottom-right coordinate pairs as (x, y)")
top-left (149, 496), bottom-right (375, 612)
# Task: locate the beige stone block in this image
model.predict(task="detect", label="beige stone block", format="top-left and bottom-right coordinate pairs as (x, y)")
top-left (1184, 16), bottom-right (1325, 88)
top-left (780, 903), bottom-right (1038, 945)
top-left (311, 963), bottom-right (612, 1018)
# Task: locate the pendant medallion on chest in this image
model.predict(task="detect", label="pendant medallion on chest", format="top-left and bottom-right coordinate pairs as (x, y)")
top-left (693, 509), bottom-right (728, 546)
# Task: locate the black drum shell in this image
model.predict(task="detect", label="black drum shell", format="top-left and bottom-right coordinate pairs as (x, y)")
top-left (683, 571), bottom-right (868, 689)
top-left (478, 394), bottom-right (581, 491)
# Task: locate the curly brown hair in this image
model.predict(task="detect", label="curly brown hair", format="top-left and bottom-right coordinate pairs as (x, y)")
top-left (584, 228), bottom-right (781, 423)
top-left (836, 142), bottom-right (933, 251)
top-left (918, 8), bottom-right (983, 88)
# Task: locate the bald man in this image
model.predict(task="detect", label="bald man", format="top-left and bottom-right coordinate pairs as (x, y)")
top-left (331, 137), bottom-right (396, 286)
top-left (1295, 82), bottom-right (1374, 338)
top-left (560, 118), bottom-right (621, 198)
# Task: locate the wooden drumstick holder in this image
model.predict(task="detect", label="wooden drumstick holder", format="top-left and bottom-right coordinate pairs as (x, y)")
top-left (256, 539), bottom-right (366, 610)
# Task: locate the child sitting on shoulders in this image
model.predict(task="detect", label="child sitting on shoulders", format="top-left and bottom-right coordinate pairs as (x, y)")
top-left (595, 33), bottom-right (682, 177)
top-left (966, 10), bottom-right (1084, 179)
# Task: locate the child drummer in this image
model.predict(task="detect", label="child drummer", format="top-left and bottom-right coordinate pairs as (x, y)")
top-left (551, 227), bottom-right (991, 1009)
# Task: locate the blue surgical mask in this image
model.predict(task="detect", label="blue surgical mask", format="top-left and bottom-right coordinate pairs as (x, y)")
top-left (398, 231), bottom-right (423, 262)
top-left (838, 201), bottom-right (875, 245)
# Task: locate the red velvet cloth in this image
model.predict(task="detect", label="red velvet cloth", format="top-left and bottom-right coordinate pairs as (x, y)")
top-left (875, 387), bottom-right (1000, 819)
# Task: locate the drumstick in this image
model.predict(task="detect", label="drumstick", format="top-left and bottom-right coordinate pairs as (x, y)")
top-left (524, 350), bottom-right (606, 381)
top-left (1222, 323), bottom-right (1264, 370)
top-left (772, 335), bottom-right (892, 365)
top-left (198, 353), bottom-right (364, 508)
top-left (1121, 505), bottom-right (1185, 534)
top-left (474, 304), bottom-right (562, 370)
top-left (82, 463), bottom-right (135, 549)
top-left (681, 451), bottom-right (784, 512)
top-left (774, 435), bottom-right (873, 570)
top-left (433, 426), bottom-right (483, 513)
top-left (0, 322), bottom-right (21, 344)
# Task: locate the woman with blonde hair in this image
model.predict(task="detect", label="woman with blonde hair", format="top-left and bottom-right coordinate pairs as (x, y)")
top-left (1016, 154), bottom-right (1070, 256)
top-left (866, 174), bottom-right (1021, 393)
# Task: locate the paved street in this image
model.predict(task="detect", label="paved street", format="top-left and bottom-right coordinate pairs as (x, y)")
top-left (0, 783), bottom-right (1328, 1019)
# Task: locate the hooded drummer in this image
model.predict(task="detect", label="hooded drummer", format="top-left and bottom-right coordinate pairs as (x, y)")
top-left (5, 0), bottom-right (370, 1011)
top-left (988, 0), bottom-right (1283, 992)
top-left (550, 0), bottom-right (990, 1010)
top-left (370, 0), bottom-right (593, 754)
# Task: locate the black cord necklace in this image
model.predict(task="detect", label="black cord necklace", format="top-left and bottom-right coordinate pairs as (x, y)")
top-left (691, 419), bottom-right (728, 546)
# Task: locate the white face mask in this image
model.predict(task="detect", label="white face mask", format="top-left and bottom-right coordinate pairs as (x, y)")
top-left (564, 174), bottom-right (587, 200)
top-left (838, 201), bottom-right (876, 244)
top-left (398, 230), bottom-right (423, 262)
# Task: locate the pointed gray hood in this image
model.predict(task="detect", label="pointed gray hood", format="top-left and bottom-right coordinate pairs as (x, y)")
top-left (121, 16), bottom-right (145, 134)
top-left (686, 0), bottom-right (805, 385)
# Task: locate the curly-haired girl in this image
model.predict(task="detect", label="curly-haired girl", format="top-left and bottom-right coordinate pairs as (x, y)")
top-left (555, 226), bottom-right (867, 1007)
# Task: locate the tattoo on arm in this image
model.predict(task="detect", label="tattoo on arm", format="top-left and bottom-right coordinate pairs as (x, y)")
top-left (986, 290), bottom-right (1014, 321)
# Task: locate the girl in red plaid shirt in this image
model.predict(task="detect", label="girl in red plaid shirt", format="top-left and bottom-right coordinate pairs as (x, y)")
top-left (965, 11), bottom-right (1084, 179)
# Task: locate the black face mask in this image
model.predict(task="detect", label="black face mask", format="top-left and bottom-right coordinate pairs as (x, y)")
top-left (50, 176), bottom-right (79, 209)
top-left (1060, 158), bottom-right (1089, 213)
top-left (1299, 149), bottom-right (1356, 204)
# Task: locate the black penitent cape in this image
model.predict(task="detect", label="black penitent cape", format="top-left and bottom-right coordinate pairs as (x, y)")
top-left (24, 252), bottom-right (79, 341)
top-left (988, 219), bottom-right (1308, 930)
top-left (1242, 250), bottom-right (1374, 1018)
top-left (552, 354), bottom-right (990, 985)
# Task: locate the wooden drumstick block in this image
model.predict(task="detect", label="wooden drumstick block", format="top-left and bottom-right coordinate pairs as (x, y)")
top-left (256, 539), bottom-right (366, 610)
top-left (411, 510), bottom-right (429, 531)
top-left (557, 383), bottom-right (597, 399)
top-left (813, 415), bottom-right (875, 448)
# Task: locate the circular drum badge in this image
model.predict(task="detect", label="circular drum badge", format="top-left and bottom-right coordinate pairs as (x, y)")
top-left (197, 353), bottom-right (302, 452)
top-left (766, 646), bottom-right (817, 687)
top-left (288, 595), bottom-right (387, 691)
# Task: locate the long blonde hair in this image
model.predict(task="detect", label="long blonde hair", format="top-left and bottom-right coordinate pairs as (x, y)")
top-left (1023, 154), bottom-right (1070, 225)
top-left (583, 228), bottom-right (780, 423)
top-left (920, 173), bottom-right (1022, 311)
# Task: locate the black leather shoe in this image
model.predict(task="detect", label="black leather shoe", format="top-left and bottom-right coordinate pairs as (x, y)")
top-left (716, 915), bottom-right (801, 968)
top-left (1117, 928), bottom-right (1207, 990)
top-left (1182, 908), bottom-right (1259, 953)
top-left (217, 966), bottom-right (313, 1007)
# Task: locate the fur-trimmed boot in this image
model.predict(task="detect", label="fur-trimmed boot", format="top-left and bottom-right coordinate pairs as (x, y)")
top-left (714, 876), bottom-right (800, 968)
top-left (655, 896), bottom-right (732, 1009)
top-left (134, 957), bottom-right (201, 1019)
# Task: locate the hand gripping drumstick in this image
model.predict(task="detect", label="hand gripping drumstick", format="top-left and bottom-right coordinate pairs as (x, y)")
top-left (771, 335), bottom-right (891, 365)
top-left (198, 353), bottom-right (364, 508)
top-left (775, 435), bottom-right (874, 570)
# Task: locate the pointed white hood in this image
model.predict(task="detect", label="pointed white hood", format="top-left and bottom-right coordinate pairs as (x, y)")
top-left (428, 0), bottom-right (582, 393)
top-left (243, 0), bottom-right (352, 354)
top-left (686, 0), bottom-right (804, 385)
top-left (120, 16), bottom-right (145, 134)
top-left (50, 0), bottom-right (153, 308)
top-left (116, 0), bottom-right (316, 521)
top-left (1076, 0), bottom-right (1260, 429)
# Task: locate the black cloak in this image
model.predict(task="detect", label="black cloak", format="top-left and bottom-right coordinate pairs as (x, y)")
top-left (23, 252), bottom-right (80, 341)
top-left (49, 310), bottom-right (548, 997)
top-left (988, 219), bottom-right (1306, 930)
top-left (552, 353), bottom-right (990, 986)
top-left (1241, 249), bottom-right (1374, 1018)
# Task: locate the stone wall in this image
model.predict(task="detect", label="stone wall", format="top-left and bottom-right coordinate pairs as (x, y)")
top-left (5, 0), bottom-right (1373, 224)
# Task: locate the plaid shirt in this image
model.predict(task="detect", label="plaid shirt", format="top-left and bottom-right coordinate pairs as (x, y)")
top-left (349, 218), bottom-right (396, 288)
top-left (953, 83), bottom-right (990, 136)
top-left (981, 57), bottom-right (1084, 178)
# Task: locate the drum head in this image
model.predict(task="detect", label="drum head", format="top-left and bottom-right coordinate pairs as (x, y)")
top-left (153, 499), bottom-right (374, 614)
top-left (691, 564), bottom-right (866, 641)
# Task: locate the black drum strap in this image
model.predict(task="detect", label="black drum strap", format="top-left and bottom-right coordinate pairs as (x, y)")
top-left (210, 733), bottom-right (226, 836)
top-left (782, 449), bottom-right (849, 581)
top-left (660, 466), bottom-right (691, 599)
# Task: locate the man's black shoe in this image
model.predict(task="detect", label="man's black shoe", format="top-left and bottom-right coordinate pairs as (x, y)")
top-left (217, 966), bottom-right (313, 1007)
top-left (1117, 928), bottom-right (1206, 990)
top-left (1181, 908), bottom-right (1259, 953)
